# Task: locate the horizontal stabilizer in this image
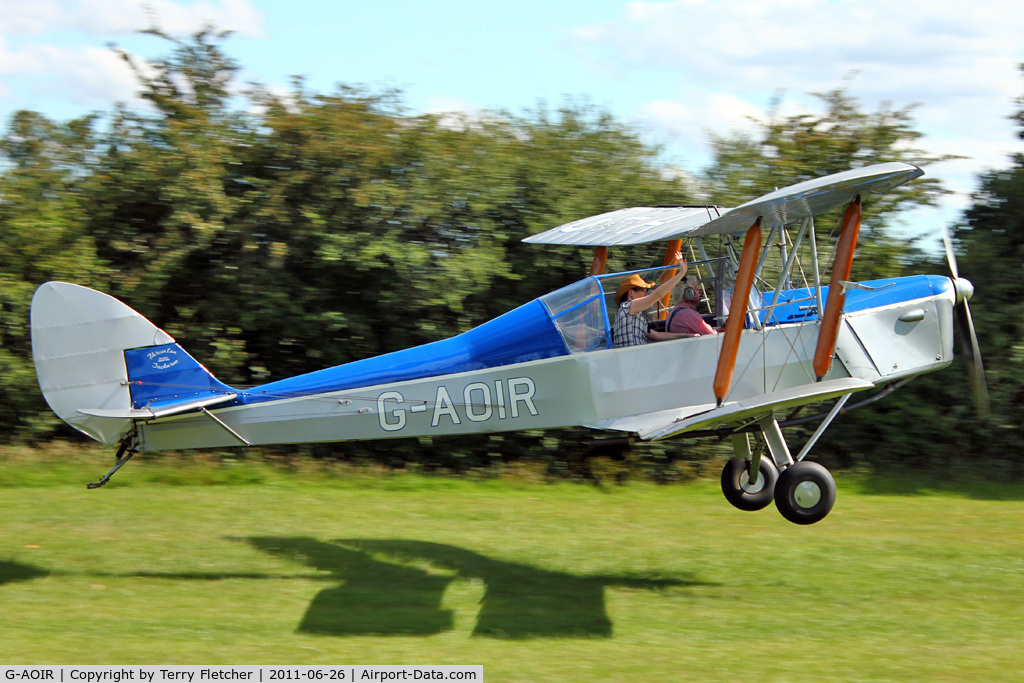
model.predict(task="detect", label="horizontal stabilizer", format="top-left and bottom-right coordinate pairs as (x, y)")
top-left (638, 378), bottom-right (874, 441)
top-left (78, 393), bottom-right (238, 420)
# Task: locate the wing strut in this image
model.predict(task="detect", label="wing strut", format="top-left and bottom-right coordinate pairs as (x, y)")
top-left (656, 239), bottom-right (684, 319)
top-left (813, 196), bottom-right (862, 380)
top-left (713, 219), bottom-right (762, 406)
top-left (793, 393), bottom-right (853, 462)
top-left (589, 246), bottom-right (608, 276)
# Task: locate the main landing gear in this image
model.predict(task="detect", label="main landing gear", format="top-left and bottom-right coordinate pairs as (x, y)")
top-left (720, 418), bottom-right (838, 525)
top-left (721, 454), bottom-right (778, 511)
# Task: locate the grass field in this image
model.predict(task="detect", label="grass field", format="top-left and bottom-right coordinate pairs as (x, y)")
top-left (2, 449), bottom-right (1023, 681)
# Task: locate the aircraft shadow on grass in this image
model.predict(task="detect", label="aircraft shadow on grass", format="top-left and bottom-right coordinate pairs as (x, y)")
top-left (0, 560), bottom-right (50, 586)
top-left (246, 537), bottom-right (712, 639)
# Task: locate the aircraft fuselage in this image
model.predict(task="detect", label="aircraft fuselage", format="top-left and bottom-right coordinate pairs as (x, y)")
top-left (133, 274), bottom-right (955, 451)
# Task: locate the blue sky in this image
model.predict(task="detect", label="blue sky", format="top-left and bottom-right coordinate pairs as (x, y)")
top-left (3, 0), bottom-right (1024, 251)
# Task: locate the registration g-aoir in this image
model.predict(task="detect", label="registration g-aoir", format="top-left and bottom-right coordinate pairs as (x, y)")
top-left (31, 163), bottom-right (987, 524)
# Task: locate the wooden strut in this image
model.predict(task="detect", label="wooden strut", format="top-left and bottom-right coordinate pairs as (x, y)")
top-left (589, 246), bottom-right (608, 276)
top-left (813, 196), bottom-right (862, 381)
top-left (657, 239), bottom-right (684, 319)
top-left (713, 219), bottom-right (762, 406)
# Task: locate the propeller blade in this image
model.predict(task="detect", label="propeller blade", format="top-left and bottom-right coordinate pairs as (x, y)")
top-left (955, 300), bottom-right (990, 419)
top-left (941, 224), bottom-right (959, 280)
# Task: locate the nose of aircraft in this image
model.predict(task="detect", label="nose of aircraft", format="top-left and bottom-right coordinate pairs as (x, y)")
top-left (953, 277), bottom-right (975, 304)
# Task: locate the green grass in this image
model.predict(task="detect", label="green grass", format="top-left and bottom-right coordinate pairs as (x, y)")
top-left (2, 448), bottom-right (1024, 681)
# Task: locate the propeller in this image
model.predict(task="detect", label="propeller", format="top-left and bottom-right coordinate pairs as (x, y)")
top-left (942, 225), bottom-right (990, 418)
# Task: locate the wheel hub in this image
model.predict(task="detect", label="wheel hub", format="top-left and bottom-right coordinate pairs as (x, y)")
top-left (794, 481), bottom-right (822, 508)
top-left (740, 470), bottom-right (765, 494)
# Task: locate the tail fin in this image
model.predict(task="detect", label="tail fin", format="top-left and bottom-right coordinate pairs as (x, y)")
top-left (31, 282), bottom-right (235, 445)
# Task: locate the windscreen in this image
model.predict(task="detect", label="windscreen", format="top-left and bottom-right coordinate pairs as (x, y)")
top-left (539, 278), bottom-right (612, 353)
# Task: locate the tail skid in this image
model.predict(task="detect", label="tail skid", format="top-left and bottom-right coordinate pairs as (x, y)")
top-left (86, 439), bottom-right (136, 489)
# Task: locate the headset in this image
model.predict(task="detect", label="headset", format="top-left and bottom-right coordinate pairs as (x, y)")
top-left (680, 278), bottom-right (699, 304)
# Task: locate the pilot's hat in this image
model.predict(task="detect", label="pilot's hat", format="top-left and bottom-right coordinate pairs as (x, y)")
top-left (615, 274), bottom-right (655, 305)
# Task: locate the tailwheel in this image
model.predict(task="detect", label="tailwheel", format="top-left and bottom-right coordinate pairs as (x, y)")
top-left (774, 461), bottom-right (836, 525)
top-left (721, 456), bottom-right (778, 511)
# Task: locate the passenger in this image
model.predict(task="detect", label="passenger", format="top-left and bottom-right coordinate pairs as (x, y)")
top-left (612, 253), bottom-right (691, 347)
top-left (666, 279), bottom-right (718, 336)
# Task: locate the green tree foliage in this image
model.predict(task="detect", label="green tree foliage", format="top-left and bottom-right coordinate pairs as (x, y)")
top-left (0, 30), bottom-right (690, 461)
top-left (0, 111), bottom-right (109, 440)
top-left (952, 159), bottom-right (1024, 475)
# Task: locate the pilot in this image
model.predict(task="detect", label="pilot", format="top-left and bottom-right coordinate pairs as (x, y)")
top-left (612, 253), bottom-right (691, 347)
top-left (666, 279), bottom-right (718, 336)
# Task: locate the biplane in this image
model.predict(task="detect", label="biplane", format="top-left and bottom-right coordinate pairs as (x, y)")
top-left (30, 162), bottom-right (987, 524)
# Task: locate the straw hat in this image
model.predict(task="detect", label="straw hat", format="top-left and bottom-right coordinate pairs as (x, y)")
top-left (614, 274), bottom-right (654, 305)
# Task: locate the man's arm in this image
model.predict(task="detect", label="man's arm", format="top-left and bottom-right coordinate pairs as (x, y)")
top-left (647, 329), bottom-right (699, 341)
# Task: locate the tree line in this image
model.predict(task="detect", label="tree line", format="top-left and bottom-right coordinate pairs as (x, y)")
top-left (2, 31), bottom-right (1020, 479)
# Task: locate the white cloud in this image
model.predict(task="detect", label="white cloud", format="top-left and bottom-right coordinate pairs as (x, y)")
top-left (572, 0), bottom-right (1024, 246)
top-left (632, 90), bottom-right (813, 168)
top-left (66, 44), bottom-right (142, 106)
top-left (424, 96), bottom-right (476, 115)
top-left (421, 96), bottom-right (509, 134)
top-left (0, 1), bottom-right (66, 35)
top-left (701, 93), bottom-right (767, 136)
top-left (3, 39), bottom-right (141, 108)
top-left (0, 38), bottom-right (139, 107)
top-left (0, 0), bottom-right (264, 37)
top-left (633, 99), bottom-right (695, 131)
top-left (0, 1), bottom-right (265, 119)
top-left (585, 0), bottom-right (1024, 95)
top-left (141, 0), bottom-right (266, 38)
top-left (576, 0), bottom-right (1024, 151)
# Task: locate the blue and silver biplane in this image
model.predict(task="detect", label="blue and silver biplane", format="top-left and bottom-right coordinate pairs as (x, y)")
top-left (30, 162), bottom-right (986, 524)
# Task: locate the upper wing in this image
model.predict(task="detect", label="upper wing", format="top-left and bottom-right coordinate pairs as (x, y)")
top-left (523, 205), bottom-right (728, 247)
top-left (524, 162), bottom-right (923, 246)
top-left (692, 162), bottom-right (923, 236)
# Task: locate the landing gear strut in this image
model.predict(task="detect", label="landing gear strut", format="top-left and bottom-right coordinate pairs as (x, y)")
top-left (718, 417), bottom-right (839, 524)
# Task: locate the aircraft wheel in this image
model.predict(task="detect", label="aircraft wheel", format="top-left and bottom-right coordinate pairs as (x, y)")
top-left (775, 461), bottom-right (836, 525)
top-left (721, 456), bottom-right (778, 511)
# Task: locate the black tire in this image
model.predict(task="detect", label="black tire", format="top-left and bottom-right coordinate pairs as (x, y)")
top-left (774, 461), bottom-right (836, 525)
top-left (721, 456), bottom-right (778, 511)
